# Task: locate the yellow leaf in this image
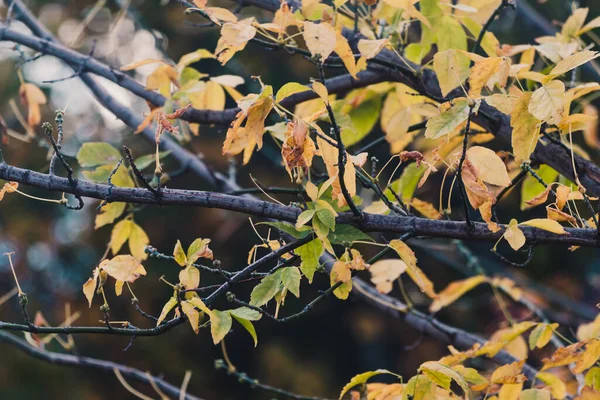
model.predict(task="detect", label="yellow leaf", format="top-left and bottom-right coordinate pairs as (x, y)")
top-left (316, 136), bottom-right (356, 207)
top-left (275, 82), bottom-right (311, 103)
top-left (95, 202), bottom-right (127, 229)
top-left (357, 38), bottom-right (388, 60)
top-left (389, 240), bottom-right (436, 298)
top-left (504, 219), bottom-right (526, 251)
top-left (210, 309), bottom-right (232, 344)
top-left (369, 259), bottom-right (406, 294)
top-left (469, 57), bottom-right (503, 97)
top-left (520, 218), bottom-right (568, 235)
top-left (312, 81), bottom-right (329, 104)
top-left (577, 314), bottom-right (600, 341)
top-left (433, 50), bottom-right (471, 97)
top-left (181, 300), bottom-right (200, 334)
top-left (334, 33), bottom-right (359, 79)
top-left (99, 255), bottom-right (147, 283)
top-left (156, 296), bottom-right (177, 326)
top-left (499, 383), bottom-right (523, 400)
top-left (19, 83), bottom-right (47, 127)
top-left (491, 360), bottom-right (527, 384)
top-left (220, 21), bottom-right (256, 47)
top-left (146, 65), bottom-right (179, 97)
top-left (429, 275), bottom-right (488, 313)
top-left (466, 146), bottom-right (511, 187)
top-left (529, 323), bottom-right (558, 350)
top-left (82, 276), bottom-right (97, 308)
top-left (303, 21), bottom-right (336, 60)
top-left (574, 339), bottom-right (600, 374)
top-left (173, 240), bottom-right (187, 267)
top-left (411, 198), bottom-right (442, 220)
top-left (528, 81), bottom-right (566, 125)
top-left (510, 92), bottom-right (541, 162)
top-left (204, 7), bottom-right (238, 25)
top-left (536, 372), bottom-right (566, 399)
top-left (179, 266), bottom-right (200, 290)
top-left (519, 389), bottom-right (550, 400)
top-left (330, 260), bottom-right (352, 300)
top-left (128, 222), bottom-right (149, 261)
top-left (550, 50), bottom-right (600, 76)
top-left (120, 58), bottom-right (165, 71)
top-left (110, 220), bottom-right (132, 255)
top-left (541, 341), bottom-right (585, 371)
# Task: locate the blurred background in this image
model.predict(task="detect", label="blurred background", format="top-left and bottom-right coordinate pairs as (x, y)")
top-left (0, 0), bottom-right (600, 399)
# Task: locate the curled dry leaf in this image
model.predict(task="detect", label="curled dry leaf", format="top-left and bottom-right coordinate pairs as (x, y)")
top-left (281, 120), bottom-right (316, 180)
top-left (399, 150), bottom-right (424, 167)
top-left (0, 181), bottom-right (18, 201)
top-left (19, 83), bottom-right (47, 127)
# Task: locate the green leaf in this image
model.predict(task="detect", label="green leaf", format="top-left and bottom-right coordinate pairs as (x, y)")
top-left (339, 95), bottom-right (383, 146)
top-left (210, 310), bottom-right (232, 344)
top-left (77, 142), bottom-right (121, 167)
top-left (228, 307), bottom-right (262, 321)
top-left (419, 361), bottom-right (470, 397)
top-left (328, 225), bottom-right (373, 245)
top-left (258, 222), bottom-right (311, 239)
top-left (296, 239), bottom-right (323, 284)
top-left (134, 151), bottom-right (171, 170)
top-left (424, 98), bottom-right (471, 139)
top-left (339, 369), bottom-right (399, 400)
top-left (296, 209), bottom-right (316, 229)
top-left (275, 82), bottom-right (311, 103)
top-left (437, 15), bottom-right (467, 53)
top-left (387, 163), bottom-right (426, 203)
top-left (250, 270), bottom-right (283, 307)
top-left (281, 267), bottom-right (301, 298)
top-left (186, 238), bottom-right (212, 265)
top-left (315, 206), bottom-right (336, 231)
top-left (521, 165), bottom-right (559, 210)
top-left (173, 240), bottom-right (187, 267)
top-left (519, 389), bottom-right (551, 400)
top-left (230, 314), bottom-right (258, 347)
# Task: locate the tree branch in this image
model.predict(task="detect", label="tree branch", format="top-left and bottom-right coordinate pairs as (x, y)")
top-left (0, 331), bottom-right (202, 400)
top-left (0, 162), bottom-right (598, 247)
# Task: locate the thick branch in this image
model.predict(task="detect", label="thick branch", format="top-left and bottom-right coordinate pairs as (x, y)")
top-left (1, 162), bottom-right (598, 247)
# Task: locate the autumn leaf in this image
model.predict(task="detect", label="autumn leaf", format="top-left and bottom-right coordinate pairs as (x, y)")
top-left (529, 323), bottom-right (558, 350)
top-left (389, 239), bottom-right (436, 298)
top-left (528, 80), bottom-right (566, 125)
top-left (521, 218), bottom-right (568, 235)
top-left (369, 259), bottom-right (406, 294)
top-left (429, 275), bottom-right (488, 313)
top-left (99, 255), bottom-right (146, 283)
top-left (425, 98), bottom-right (471, 139)
top-left (466, 146), bottom-right (511, 187)
top-left (303, 21), bottom-right (336, 60)
top-left (510, 92), bottom-right (541, 162)
top-left (433, 50), bottom-right (471, 97)
top-left (19, 82), bottom-right (47, 127)
top-left (503, 219), bottom-right (526, 251)
top-left (281, 120), bottom-right (316, 180)
top-left (330, 260), bottom-right (352, 300)
top-left (491, 360), bottom-right (527, 384)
